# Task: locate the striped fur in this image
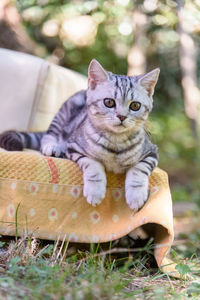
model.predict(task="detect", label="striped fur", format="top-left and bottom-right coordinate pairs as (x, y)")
top-left (0, 59), bottom-right (160, 211)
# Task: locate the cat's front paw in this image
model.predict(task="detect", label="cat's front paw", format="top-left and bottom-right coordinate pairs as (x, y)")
top-left (83, 180), bottom-right (106, 207)
top-left (125, 180), bottom-right (149, 211)
top-left (41, 143), bottom-right (66, 157)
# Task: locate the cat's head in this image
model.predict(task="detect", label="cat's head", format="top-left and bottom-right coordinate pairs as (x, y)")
top-left (86, 59), bottom-right (159, 134)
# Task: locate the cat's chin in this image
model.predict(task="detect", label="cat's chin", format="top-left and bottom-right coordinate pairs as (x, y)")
top-left (107, 124), bottom-right (130, 134)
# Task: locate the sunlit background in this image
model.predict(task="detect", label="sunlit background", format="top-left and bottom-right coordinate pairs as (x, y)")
top-left (0, 0), bottom-right (200, 203)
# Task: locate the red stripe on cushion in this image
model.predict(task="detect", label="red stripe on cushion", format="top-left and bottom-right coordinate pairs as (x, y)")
top-left (44, 157), bottom-right (59, 183)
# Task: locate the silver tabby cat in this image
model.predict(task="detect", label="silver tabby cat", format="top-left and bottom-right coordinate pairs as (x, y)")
top-left (0, 59), bottom-right (160, 211)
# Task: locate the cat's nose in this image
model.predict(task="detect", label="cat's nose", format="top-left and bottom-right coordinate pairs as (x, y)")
top-left (117, 115), bottom-right (127, 122)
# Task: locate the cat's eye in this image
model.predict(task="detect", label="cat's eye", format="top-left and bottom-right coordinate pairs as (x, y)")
top-left (129, 101), bottom-right (141, 111)
top-left (104, 98), bottom-right (116, 108)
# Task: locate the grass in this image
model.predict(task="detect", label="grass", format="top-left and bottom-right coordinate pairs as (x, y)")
top-left (0, 232), bottom-right (199, 300)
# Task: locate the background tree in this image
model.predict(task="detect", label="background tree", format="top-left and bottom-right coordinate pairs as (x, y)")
top-left (0, 0), bottom-right (40, 54)
top-left (177, 0), bottom-right (200, 139)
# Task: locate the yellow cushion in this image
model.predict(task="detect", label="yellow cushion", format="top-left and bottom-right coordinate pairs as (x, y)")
top-left (0, 148), bottom-right (175, 273)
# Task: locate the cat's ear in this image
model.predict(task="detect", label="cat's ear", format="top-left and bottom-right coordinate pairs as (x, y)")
top-left (138, 68), bottom-right (160, 97)
top-left (88, 59), bottom-right (108, 89)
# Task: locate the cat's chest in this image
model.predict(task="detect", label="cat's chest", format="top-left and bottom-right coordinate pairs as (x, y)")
top-left (101, 153), bottom-right (129, 173)
top-left (87, 138), bottom-right (142, 174)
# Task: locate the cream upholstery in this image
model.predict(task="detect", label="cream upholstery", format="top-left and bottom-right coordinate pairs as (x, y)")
top-left (0, 49), bottom-right (87, 132)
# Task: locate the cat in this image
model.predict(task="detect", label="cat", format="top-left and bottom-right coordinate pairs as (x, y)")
top-left (0, 59), bottom-right (159, 211)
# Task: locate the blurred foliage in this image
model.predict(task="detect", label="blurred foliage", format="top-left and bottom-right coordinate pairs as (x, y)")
top-left (15, 0), bottom-right (200, 98)
top-left (15, 0), bottom-right (200, 200)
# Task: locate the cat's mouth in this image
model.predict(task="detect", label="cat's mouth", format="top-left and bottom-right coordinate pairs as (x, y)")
top-left (112, 123), bottom-right (129, 133)
top-left (115, 123), bottom-right (126, 128)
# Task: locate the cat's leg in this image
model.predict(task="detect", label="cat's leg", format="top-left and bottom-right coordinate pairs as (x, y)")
top-left (125, 153), bottom-right (158, 211)
top-left (77, 157), bottom-right (107, 206)
top-left (41, 134), bottom-right (66, 157)
top-left (40, 91), bottom-right (86, 158)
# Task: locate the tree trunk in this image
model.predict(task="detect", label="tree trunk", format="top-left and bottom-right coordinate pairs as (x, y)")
top-left (177, 1), bottom-right (200, 139)
top-left (127, 10), bottom-right (147, 76)
top-left (0, 0), bottom-right (41, 54)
